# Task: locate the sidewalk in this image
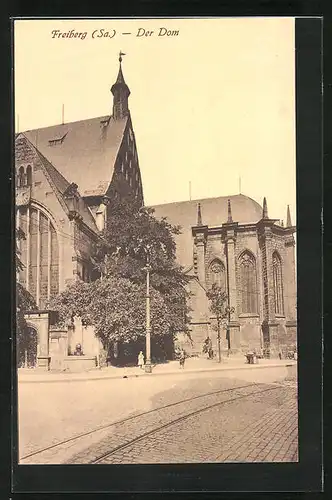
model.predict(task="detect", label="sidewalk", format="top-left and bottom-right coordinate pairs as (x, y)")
top-left (17, 357), bottom-right (297, 384)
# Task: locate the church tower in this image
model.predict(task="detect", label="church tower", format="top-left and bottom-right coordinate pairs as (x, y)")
top-left (111, 51), bottom-right (130, 120)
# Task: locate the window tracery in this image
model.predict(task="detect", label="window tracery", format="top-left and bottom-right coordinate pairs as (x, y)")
top-left (273, 251), bottom-right (284, 315)
top-left (209, 259), bottom-right (225, 290)
top-left (17, 204), bottom-right (59, 308)
top-left (239, 251), bottom-right (258, 314)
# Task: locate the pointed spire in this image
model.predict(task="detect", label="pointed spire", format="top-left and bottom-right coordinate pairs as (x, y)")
top-left (262, 197), bottom-right (269, 219)
top-left (286, 205), bottom-right (292, 227)
top-left (111, 52), bottom-right (130, 120)
top-left (115, 52), bottom-right (126, 84)
top-left (197, 203), bottom-right (202, 226)
top-left (227, 199), bottom-right (233, 223)
top-left (115, 64), bottom-right (125, 85)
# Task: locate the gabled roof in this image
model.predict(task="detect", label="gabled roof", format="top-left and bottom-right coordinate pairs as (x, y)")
top-left (22, 114), bottom-right (129, 197)
top-left (150, 194), bottom-right (263, 268)
top-left (35, 148), bottom-right (70, 194)
top-left (16, 133), bottom-right (99, 234)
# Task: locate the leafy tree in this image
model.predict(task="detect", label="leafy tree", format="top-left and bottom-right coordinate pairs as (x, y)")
top-left (48, 276), bottom-right (172, 342)
top-left (16, 283), bottom-right (37, 332)
top-left (90, 276), bottom-right (172, 344)
top-left (15, 228), bottom-right (37, 366)
top-left (49, 196), bottom-right (191, 363)
top-left (46, 279), bottom-right (95, 328)
top-left (206, 283), bottom-right (234, 362)
top-left (16, 227), bottom-right (37, 319)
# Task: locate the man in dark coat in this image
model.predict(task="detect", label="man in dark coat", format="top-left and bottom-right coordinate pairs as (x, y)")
top-left (179, 349), bottom-right (186, 368)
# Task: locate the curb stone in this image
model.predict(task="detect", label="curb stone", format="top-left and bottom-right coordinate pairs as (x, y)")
top-left (18, 361), bottom-right (297, 384)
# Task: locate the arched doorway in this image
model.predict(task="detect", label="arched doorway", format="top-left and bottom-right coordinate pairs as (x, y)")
top-left (17, 326), bottom-right (38, 368)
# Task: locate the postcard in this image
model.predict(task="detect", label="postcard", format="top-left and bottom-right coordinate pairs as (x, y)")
top-left (12, 16), bottom-right (322, 493)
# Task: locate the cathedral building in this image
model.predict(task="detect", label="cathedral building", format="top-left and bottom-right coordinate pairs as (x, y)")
top-left (152, 195), bottom-right (297, 358)
top-left (15, 55), bottom-right (297, 366)
top-left (16, 54), bottom-right (143, 310)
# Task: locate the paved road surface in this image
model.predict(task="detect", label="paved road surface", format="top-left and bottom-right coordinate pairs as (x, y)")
top-left (19, 370), bottom-right (297, 464)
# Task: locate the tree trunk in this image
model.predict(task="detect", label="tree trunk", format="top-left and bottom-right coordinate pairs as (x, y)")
top-left (217, 319), bottom-right (221, 363)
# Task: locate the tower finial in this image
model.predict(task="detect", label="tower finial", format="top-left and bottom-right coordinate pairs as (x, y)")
top-left (227, 199), bottom-right (233, 223)
top-left (286, 205), bottom-right (292, 227)
top-left (111, 52), bottom-right (130, 120)
top-left (262, 197), bottom-right (269, 219)
top-left (197, 203), bottom-right (202, 226)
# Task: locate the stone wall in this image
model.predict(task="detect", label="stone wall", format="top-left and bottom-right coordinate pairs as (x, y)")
top-left (49, 329), bottom-right (68, 371)
top-left (235, 229), bottom-right (262, 321)
top-left (188, 220), bottom-right (297, 358)
top-left (67, 317), bottom-right (101, 357)
top-left (258, 226), bottom-right (297, 356)
top-left (238, 315), bottom-right (262, 352)
top-left (15, 135), bottom-right (79, 294)
top-left (188, 322), bottom-right (210, 356)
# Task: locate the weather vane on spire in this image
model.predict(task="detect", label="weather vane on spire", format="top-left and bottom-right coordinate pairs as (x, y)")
top-left (119, 51), bottom-right (126, 63)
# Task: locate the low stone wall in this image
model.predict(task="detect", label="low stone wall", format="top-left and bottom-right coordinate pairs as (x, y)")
top-left (61, 356), bottom-right (97, 373)
top-left (49, 329), bottom-right (68, 371)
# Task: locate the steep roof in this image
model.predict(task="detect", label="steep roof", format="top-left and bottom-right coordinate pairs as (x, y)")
top-left (37, 150), bottom-right (99, 234)
top-left (34, 148), bottom-right (70, 194)
top-left (150, 194), bottom-right (263, 268)
top-left (16, 133), bottom-right (99, 234)
top-left (23, 115), bottom-right (128, 197)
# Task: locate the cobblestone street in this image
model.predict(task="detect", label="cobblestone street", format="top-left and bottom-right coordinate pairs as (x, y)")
top-left (19, 366), bottom-right (298, 465)
top-left (73, 381), bottom-right (297, 464)
top-left (121, 385), bottom-right (297, 464)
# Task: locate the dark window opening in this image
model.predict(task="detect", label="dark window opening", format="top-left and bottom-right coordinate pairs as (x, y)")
top-left (26, 165), bottom-right (32, 186)
top-left (18, 166), bottom-right (25, 187)
top-left (273, 252), bottom-right (284, 315)
top-left (239, 251), bottom-right (258, 314)
top-left (209, 259), bottom-right (225, 290)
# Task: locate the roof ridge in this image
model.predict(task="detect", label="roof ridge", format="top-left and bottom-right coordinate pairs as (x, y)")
top-left (18, 133), bottom-right (71, 216)
top-left (22, 115), bottom-right (130, 198)
top-left (20, 114), bottom-right (120, 133)
top-left (17, 134), bottom-right (99, 234)
top-left (32, 144), bottom-right (71, 194)
top-left (35, 149), bottom-right (99, 233)
top-left (149, 193), bottom-right (255, 208)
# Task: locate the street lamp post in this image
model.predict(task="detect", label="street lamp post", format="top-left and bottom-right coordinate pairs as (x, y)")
top-left (217, 321), bottom-right (222, 363)
top-left (226, 323), bottom-right (231, 356)
top-left (225, 305), bottom-right (235, 357)
top-left (144, 245), bottom-right (152, 373)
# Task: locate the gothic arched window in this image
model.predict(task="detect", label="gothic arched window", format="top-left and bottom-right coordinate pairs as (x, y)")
top-left (209, 259), bottom-right (225, 290)
top-left (26, 165), bottom-right (32, 186)
top-left (273, 251), bottom-right (284, 315)
top-left (239, 251), bottom-right (258, 314)
top-left (17, 204), bottom-right (59, 309)
top-left (18, 166), bottom-right (25, 187)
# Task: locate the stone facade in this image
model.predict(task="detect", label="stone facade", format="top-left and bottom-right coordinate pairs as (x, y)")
top-left (184, 200), bottom-right (297, 358)
top-left (15, 57), bottom-right (142, 369)
top-left (16, 56), bottom-right (297, 367)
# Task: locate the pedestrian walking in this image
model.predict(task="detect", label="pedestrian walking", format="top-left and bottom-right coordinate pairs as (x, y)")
top-left (138, 351), bottom-right (144, 369)
top-left (203, 337), bottom-right (213, 360)
top-left (179, 349), bottom-right (186, 369)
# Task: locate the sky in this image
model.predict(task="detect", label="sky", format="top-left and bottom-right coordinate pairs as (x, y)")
top-left (14, 17), bottom-right (296, 224)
